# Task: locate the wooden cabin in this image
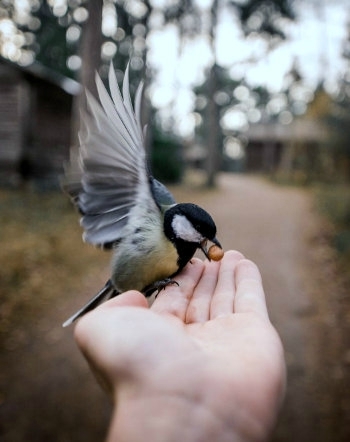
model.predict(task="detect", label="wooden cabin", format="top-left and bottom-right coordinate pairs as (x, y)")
top-left (0, 58), bottom-right (80, 189)
top-left (245, 118), bottom-right (330, 174)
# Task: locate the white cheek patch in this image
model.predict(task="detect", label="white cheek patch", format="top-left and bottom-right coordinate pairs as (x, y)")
top-left (172, 214), bottom-right (203, 243)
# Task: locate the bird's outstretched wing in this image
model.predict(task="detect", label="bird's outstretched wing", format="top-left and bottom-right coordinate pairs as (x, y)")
top-left (64, 64), bottom-right (172, 248)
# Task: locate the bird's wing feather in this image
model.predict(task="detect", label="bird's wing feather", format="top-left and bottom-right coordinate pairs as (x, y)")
top-left (150, 177), bottom-right (176, 210)
top-left (64, 63), bottom-right (157, 247)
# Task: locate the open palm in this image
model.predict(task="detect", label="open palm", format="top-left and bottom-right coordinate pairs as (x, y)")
top-left (75, 251), bottom-right (286, 442)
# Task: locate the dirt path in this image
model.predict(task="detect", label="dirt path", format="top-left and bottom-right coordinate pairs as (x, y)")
top-left (1, 174), bottom-right (349, 441)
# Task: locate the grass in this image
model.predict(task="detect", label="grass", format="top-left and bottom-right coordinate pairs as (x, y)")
top-left (314, 184), bottom-right (350, 225)
top-left (0, 190), bottom-right (110, 341)
top-left (313, 184), bottom-right (350, 260)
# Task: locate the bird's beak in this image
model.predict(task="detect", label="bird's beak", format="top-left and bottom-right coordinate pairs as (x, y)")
top-left (200, 237), bottom-right (222, 261)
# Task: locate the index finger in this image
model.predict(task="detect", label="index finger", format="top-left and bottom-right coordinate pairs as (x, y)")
top-left (151, 258), bottom-right (205, 321)
top-left (234, 259), bottom-right (269, 319)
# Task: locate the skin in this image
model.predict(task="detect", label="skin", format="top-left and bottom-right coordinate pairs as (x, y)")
top-left (75, 251), bottom-right (286, 442)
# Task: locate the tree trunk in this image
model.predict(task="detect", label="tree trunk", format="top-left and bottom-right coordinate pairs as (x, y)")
top-left (70, 0), bottom-right (103, 148)
top-left (205, 63), bottom-right (221, 187)
top-left (204, 0), bottom-right (220, 188)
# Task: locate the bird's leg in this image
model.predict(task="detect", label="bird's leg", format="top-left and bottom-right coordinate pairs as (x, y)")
top-left (109, 289), bottom-right (120, 299)
top-left (143, 278), bottom-right (179, 298)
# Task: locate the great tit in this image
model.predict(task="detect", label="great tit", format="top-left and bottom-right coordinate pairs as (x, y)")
top-left (62, 64), bottom-right (222, 327)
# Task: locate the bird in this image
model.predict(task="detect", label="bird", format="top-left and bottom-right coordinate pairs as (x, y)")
top-left (62, 63), bottom-right (223, 327)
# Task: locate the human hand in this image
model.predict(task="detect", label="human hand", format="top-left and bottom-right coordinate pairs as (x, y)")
top-left (75, 251), bottom-right (286, 442)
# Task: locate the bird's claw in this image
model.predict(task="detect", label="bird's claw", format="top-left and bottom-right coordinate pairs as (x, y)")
top-left (144, 278), bottom-right (179, 298)
top-left (155, 279), bottom-right (179, 297)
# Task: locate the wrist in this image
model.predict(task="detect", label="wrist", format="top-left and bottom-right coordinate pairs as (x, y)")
top-left (108, 388), bottom-right (239, 442)
top-left (106, 364), bottom-right (268, 442)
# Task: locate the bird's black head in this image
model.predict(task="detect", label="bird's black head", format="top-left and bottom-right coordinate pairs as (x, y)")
top-left (164, 203), bottom-right (221, 267)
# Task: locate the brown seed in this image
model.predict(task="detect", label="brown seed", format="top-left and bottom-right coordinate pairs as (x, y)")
top-left (208, 245), bottom-right (224, 261)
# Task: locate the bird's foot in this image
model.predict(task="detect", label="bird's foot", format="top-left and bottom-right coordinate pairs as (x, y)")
top-left (144, 278), bottom-right (179, 298)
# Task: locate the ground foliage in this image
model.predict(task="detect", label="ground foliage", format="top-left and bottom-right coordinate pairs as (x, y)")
top-left (0, 189), bottom-right (110, 346)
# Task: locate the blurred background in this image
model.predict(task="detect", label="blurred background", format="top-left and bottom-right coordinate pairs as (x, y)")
top-left (0, 0), bottom-right (349, 441)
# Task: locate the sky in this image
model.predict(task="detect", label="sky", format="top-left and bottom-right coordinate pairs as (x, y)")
top-left (146, 0), bottom-right (349, 136)
top-left (152, 0), bottom-right (349, 92)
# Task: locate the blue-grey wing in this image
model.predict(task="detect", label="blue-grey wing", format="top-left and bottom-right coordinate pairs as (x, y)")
top-left (150, 177), bottom-right (176, 209)
top-left (63, 63), bottom-right (158, 247)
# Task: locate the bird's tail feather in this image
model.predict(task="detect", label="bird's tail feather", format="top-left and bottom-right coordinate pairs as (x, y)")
top-left (62, 279), bottom-right (116, 327)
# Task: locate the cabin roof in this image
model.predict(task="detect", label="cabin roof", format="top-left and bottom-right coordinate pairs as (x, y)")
top-left (0, 56), bottom-right (81, 95)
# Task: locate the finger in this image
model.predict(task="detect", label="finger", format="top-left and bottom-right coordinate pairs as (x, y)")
top-left (97, 290), bottom-right (149, 310)
top-left (234, 259), bottom-right (269, 319)
top-left (185, 259), bottom-right (220, 324)
top-left (210, 250), bottom-right (245, 319)
top-left (151, 258), bottom-right (205, 321)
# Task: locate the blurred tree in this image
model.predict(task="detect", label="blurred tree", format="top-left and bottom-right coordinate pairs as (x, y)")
top-left (69, 0), bottom-right (150, 150)
top-left (34, 1), bottom-right (76, 78)
top-left (205, 0), bottom-right (220, 187)
top-left (156, 0), bottom-right (295, 186)
top-left (202, 0), bottom-right (295, 186)
top-left (212, 0), bottom-right (295, 186)
top-left (0, 0), bottom-right (296, 186)
top-left (151, 128), bottom-right (183, 183)
top-left (70, 0), bottom-right (103, 149)
top-left (0, 0), bottom-right (38, 66)
top-left (78, 0), bottom-right (103, 98)
top-left (231, 0), bottom-right (295, 38)
top-left (326, 46), bottom-right (350, 181)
